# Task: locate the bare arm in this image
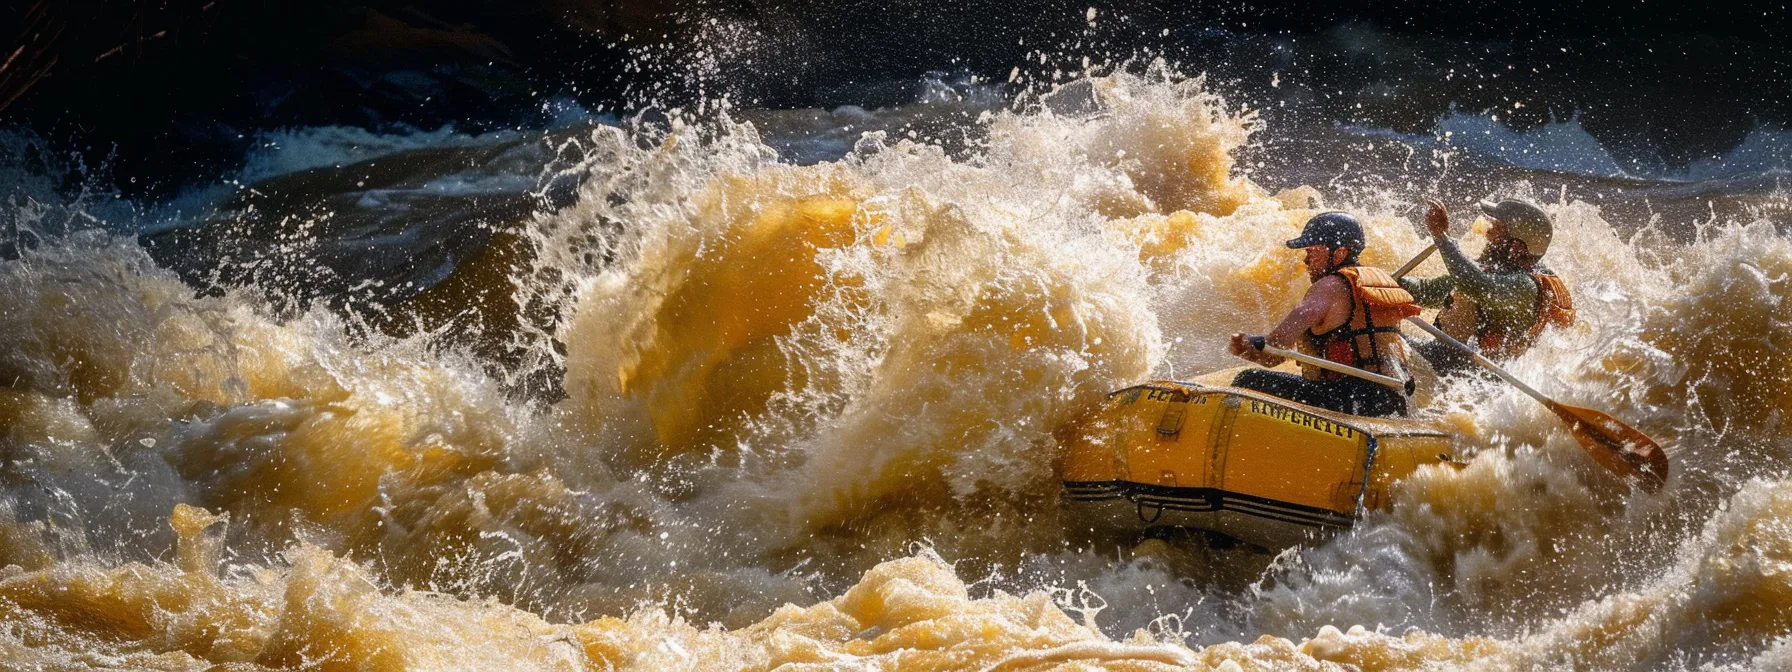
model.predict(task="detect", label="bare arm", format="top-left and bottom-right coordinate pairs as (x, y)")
top-left (1231, 275), bottom-right (1349, 366)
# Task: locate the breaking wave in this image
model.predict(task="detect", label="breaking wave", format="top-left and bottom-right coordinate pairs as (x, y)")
top-left (4, 62), bottom-right (1792, 670)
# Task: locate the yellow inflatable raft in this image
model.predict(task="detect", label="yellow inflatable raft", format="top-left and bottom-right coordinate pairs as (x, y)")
top-left (1060, 380), bottom-right (1461, 549)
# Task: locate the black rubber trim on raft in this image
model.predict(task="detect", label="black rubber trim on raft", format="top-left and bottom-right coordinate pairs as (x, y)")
top-left (1063, 481), bottom-right (1356, 529)
top-left (1064, 482), bottom-right (1126, 498)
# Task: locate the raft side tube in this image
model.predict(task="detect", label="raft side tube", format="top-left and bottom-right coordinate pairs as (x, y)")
top-left (1060, 380), bottom-right (1455, 549)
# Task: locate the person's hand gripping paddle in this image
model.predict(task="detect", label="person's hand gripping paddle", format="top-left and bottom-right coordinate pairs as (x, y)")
top-left (1405, 317), bottom-right (1669, 491)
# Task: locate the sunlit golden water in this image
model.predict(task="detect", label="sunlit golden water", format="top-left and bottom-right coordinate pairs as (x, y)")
top-left (3, 65), bottom-right (1791, 670)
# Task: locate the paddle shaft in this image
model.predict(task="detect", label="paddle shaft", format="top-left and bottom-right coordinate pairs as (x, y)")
top-left (1391, 244), bottom-right (1437, 280)
top-left (1250, 338), bottom-right (1411, 393)
top-left (1405, 315), bottom-right (1670, 488)
top-left (1404, 317), bottom-right (1551, 403)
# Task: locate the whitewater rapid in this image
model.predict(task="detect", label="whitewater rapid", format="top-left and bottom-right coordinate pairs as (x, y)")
top-left (3, 64), bottom-right (1791, 670)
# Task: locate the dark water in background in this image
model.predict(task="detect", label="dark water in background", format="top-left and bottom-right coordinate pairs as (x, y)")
top-left (6, 1), bottom-right (1790, 195)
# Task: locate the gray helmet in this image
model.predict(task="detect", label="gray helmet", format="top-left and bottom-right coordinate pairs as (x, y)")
top-left (1478, 199), bottom-right (1553, 256)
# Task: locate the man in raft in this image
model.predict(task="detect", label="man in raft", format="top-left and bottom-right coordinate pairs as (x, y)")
top-left (1398, 198), bottom-right (1575, 375)
top-left (1227, 212), bottom-right (1421, 417)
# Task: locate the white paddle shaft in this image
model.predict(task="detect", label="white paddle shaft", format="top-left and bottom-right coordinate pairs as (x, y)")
top-left (1392, 244), bottom-right (1437, 280)
top-left (1403, 317), bottom-right (1550, 403)
top-left (1258, 343), bottom-right (1410, 392)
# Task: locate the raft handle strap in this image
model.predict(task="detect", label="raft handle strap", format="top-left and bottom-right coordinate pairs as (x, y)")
top-left (1136, 500), bottom-right (1164, 525)
top-left (1354, 436), bottom-right (1380, 518)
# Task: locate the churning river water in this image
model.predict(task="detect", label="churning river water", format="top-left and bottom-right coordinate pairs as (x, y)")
top-left (3, 62), bottom-right (1792, 670)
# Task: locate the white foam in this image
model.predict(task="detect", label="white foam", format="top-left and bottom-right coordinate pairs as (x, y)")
top-left (6, 64), bottom-right (1792, 668)
top-left (1347, 111), bottom-right (1791, 182)
top-left (1683, 126), bottom-right (1792, 180)
top-left (1344, 110), bottom-right (1629, 178)
top-left (1434, 111), bottom-right (1629, 177)
top-left (238, 125), bottom-right (524, 184)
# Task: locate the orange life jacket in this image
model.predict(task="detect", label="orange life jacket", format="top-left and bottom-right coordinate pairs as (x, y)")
top-left (1476, 271), bottom-right (1575, 359)
top-left (1302, 266), bottom-right (1423, 381)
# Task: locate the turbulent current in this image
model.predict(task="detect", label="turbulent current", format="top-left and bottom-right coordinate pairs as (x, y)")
top-left (4, 65), bottom-right (1792, 670)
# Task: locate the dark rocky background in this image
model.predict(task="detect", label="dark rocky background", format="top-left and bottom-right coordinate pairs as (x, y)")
top-left (3, 0), bottom-right (1789, 200)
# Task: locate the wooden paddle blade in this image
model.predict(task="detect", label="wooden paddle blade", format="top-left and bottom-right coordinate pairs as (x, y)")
top-left (1547, 401), bottom-right (1670, 491)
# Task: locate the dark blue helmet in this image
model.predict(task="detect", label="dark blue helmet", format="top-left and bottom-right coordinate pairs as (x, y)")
top-left (1285, 211), bottom-right (1365, 253)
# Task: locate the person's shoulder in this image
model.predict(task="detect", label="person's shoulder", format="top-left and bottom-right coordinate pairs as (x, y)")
top-left (1309, 273), bottom-right (1352, 298)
